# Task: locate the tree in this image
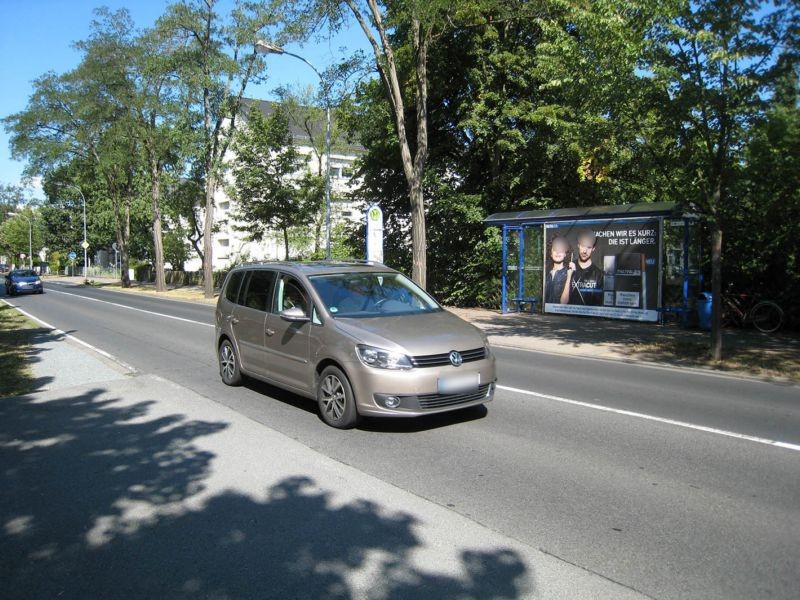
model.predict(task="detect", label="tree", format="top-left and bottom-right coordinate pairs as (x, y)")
top-left (229, 106), bottom-right (316, 258)
top-left (0, 208), bottom-right (44, 267)
top-left (0, 185), bottom-right (28, 224)
top-left (273, 89), bottom-right (335, 255)
top-left (726, 69), bottom-right (800, 325)
top-left (127, 24), bottom-right (197, 292)
top-left (302, 0), bottom-right (464, 287)
top-left (158, 0), bottom-right (282, 298)
top-left (645, 0), bottom-right (799, 358)
top-left (3, 8), bottom-right (145, 287)
top-left (163, 225), bottom-right (192, 271)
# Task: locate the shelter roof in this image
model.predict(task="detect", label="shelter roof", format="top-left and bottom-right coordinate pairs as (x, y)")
top-left (484, 202), bottom-right (680, 226)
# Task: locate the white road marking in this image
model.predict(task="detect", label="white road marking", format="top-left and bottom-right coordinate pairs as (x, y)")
top-left (2, 299), bottom-right (138, 373)
top-left (498, 384), bottom-right (800, 453)
top-left (46, 288), bottom-right (214, 328)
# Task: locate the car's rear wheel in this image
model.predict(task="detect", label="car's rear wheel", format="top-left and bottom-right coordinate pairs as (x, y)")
top-left (317, 366), bottom-right (359, 429)
top-left (218, 339), bottom-right (242, 386)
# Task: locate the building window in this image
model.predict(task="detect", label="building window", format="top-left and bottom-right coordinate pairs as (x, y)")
top-left (219, 238), bottom-right (230, 247)
top-left (219, 201), bottom-right (230, 211)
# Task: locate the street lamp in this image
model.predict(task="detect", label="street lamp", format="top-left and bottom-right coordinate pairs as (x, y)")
top-left (57, 184), bottom-right (88, 278)
top-left (255, 40), bottom-right (332, 260)
top-left (8, 212), bottom-right (32, 269)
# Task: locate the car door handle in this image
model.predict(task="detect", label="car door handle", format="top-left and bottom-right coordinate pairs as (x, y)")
top-left (228, 317), bottom-right (239, 325)
top-left (265, 328), bottom-right (275, 337)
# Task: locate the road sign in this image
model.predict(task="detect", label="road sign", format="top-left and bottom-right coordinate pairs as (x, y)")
top-left (68, 252), bottom-right (77, 260)
top-left (366, 205), bottom-right (384, 263)
top-left (81, 241), bottom-right (89, 250)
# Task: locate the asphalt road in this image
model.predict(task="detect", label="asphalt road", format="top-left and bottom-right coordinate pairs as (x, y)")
top-left (7, 280), bottom-right (800, 600)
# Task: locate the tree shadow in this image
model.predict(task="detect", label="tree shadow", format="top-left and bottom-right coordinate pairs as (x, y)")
top-left (453, 308), bottom-right (800, 379)
top-left (1, 385), bottom-right (530, 598)
top-left (0, 303), bottom-right (55, 396)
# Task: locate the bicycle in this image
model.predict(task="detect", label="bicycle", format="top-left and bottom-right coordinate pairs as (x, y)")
top-left (721, 292), bottom-right (784, 333)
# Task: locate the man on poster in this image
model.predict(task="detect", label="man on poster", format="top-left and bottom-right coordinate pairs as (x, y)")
top-left (567, 229), bottom-right (604, 306)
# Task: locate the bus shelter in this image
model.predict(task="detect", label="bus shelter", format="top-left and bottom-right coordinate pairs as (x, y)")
top-left (484, 202), bottom-right (701, 323)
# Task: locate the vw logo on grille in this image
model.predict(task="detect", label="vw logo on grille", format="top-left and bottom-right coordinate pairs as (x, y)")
top-left (449, 351), bottom-right (463, 367)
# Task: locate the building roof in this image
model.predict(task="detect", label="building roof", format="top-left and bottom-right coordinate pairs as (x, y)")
top-left (483, 201), bottom-right (680, 226)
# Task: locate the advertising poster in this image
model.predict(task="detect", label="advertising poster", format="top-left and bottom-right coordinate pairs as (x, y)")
top-left (543, 218), bottom-right (661, 322)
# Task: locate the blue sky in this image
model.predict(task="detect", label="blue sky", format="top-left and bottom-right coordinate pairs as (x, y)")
top-left (0, 0), bottom-right (366, 194)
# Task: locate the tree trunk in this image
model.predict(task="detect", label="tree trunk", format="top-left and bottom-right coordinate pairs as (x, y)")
top-left (112, 194), bottom-right (132, 289)
top-left (410, 178), bottom-right (427, 289)
top-left (283, 227), bottom-right (290, 260)
top-left (710, 226), bottom-right (723, 361)
top-left (203, 174), bottom-right (216, 298)
top-left (150, 161), bottom-right (167, 293)
top-left (345, 0), bottom-right (430, 288)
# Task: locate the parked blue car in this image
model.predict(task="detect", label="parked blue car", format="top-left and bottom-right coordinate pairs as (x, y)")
top-left (4, 269), bottom-right (44, 296)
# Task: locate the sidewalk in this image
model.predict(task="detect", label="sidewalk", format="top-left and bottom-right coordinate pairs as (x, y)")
top-left (1, 325), bottom-right (646, 598)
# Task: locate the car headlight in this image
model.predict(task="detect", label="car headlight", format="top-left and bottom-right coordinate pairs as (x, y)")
top-left (356, 344), bottom-right (412, 370)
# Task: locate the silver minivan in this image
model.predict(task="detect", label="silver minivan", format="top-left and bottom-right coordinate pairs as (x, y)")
top-left (215, 261), bottom-right (496, 428)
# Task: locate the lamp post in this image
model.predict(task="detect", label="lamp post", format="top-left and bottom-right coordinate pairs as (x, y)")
top-left (58, 184), bottom-right (88, 278)
top-left (8, 212), bottom-right (32, 269)
top-left (255, 40), bottom-right (332, 260)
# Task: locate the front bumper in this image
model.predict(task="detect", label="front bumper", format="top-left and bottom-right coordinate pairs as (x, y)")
top-left (346, 357), bottom-right (497, 417)
top-left (11, 282), bottom-right (42, 294)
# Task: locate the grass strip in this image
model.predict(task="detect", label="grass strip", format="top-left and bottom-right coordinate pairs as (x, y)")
top-left (0, 302), bottom-right (40, 397)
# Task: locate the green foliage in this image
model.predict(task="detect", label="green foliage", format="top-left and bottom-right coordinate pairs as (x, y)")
top-left (229, 106), bottom-right (318, 259)
top-left (0, 210), bottom-right (44, 263)
top-left (163, 227), bottom-right (192, 271)
top-left (48, 251), bottom-right (65, 274)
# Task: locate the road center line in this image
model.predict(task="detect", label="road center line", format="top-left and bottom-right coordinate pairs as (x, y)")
top-left (46, 288), bottom-right (214, 328)
top-left (497, 384), bottom-right (800, 453)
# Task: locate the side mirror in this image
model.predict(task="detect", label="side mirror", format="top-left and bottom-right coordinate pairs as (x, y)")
top-left (280, 306), bottom-right (311, 322)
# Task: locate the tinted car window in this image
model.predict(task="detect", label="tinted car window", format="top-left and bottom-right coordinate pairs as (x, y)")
top-left (224, 271), bottom-right (245, 303)
top-left (241, 270), bottom-right (275, 312)
top-left (309, 272), bottom-right (440, 317)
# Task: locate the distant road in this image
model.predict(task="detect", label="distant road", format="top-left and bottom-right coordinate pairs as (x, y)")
top-left (8, 280), bottom-right (800, 600)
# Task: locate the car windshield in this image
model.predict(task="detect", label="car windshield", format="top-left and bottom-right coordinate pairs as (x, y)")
top-left (309, 271), bottom-right (441, 318)
top-left (13, 270), bottom-right (37, 278)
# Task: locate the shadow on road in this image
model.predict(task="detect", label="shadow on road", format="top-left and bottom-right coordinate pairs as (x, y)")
top-left (0, 386), bottom-right (530, 598)
top-left (462, 308), bottom-right (800, 379)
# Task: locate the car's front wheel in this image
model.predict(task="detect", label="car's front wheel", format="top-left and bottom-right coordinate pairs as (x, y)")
top-left (317, 366), bottom-right (359, 429)
top-left (218, 339), bottom-right (243, 386)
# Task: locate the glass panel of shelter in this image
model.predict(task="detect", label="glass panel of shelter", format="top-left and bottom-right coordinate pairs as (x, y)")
top-left (502, 225), bottom-right (544, 314)
top-left (502, 226), bottom-right (521, 307)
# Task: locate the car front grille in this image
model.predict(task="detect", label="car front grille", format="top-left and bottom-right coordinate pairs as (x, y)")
top-left (409, 347), bottom-right (486, 368)
top-left (417, 383), bottom-right (492, 410)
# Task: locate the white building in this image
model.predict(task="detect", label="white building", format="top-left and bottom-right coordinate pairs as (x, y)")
top-left (185, 99), bottom-right (363, 271)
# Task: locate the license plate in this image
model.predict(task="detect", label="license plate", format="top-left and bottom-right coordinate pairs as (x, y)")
top-left (438, 372), bottom-right (479, 394)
